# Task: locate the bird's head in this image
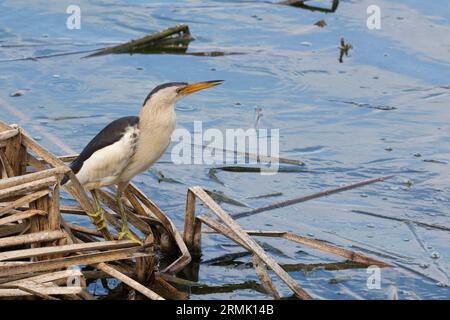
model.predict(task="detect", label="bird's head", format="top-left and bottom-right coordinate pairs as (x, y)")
top-left (143, 80), bottom-right (224, 109)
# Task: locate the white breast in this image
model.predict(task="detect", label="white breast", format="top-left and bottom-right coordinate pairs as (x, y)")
top-left (76, 125), bottom-right (139, 190)
top-left (117, 108), bottom-right (176, 183)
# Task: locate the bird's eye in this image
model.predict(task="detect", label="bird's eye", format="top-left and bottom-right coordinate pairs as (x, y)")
top-left (176, 87), bottom-right (183, 93)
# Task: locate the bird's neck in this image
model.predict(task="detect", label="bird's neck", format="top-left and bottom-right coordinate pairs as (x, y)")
top-left (138, 102), bottom-right (177, 134)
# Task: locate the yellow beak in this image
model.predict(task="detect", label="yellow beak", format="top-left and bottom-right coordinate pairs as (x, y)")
top-left (179, 80), bottom-right (224, 96)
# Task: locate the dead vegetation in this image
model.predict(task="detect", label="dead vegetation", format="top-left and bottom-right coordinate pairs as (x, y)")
top-left (0, 120), bottom-right (392, 300)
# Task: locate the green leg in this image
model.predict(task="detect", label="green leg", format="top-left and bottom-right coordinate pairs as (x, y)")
top-left (88, 190), bottom-right (107, 231)
top-left (115, 191), bottom-right (143, 245)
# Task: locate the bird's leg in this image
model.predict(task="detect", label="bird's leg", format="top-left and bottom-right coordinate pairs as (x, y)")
top-left (115, 189), bottom-right (142, 245)
top-left (87, 190), bottom-right (107, 231)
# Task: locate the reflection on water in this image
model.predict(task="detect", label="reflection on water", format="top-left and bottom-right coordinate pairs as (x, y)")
top-left (0, 0), bottom-right (449, 300)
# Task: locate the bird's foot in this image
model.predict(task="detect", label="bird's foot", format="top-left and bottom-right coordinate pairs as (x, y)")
top-left (86, 209), bottom-right (107, 231)
top-left (118, 224), bottom-right (143, 245)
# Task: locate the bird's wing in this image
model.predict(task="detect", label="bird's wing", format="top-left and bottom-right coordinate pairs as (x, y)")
top-left (61, 116), bottom-right (139, 185)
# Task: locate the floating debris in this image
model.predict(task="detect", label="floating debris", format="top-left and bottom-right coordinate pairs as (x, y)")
top-left (150, 169), bottom-right (182, 184)
top-left (403, 179), bottom-right (414, 187)
top-left (256, 240), bottom-right (290, 258)
top-left (247, 192), bottom-right (283, 200)
top-left (9, 90), bottom-right (28, 97)
top-left (204, 251), bottom-right (251, 266)
top-left (212, 166), bottom-right (309, 173)
top-left (85, 25), bottom-right (193, 58)
top-left (233, 175), bottom-right (394, 219)
top-left (329, 276), bottom-right (351, 284)
top-left (204, 189), bottom-right (248, 207)
top-left (314, 20), bottom-right (327, 28)
top-left (423, 159), bottom-right (447, 164)
top-left (189, 51), bottom-right (243, 57)
top-left (339, 37), bottom-right (353, 63)
top-left (351, 209), bottom-right (450, 232)
top-left (207, 168), bottom-right (225, 185)
top-left (278, 0), bottom-right (339, 13)
top-left (48, 115), bottom-right (103, 121)
top-left (430, 252), bottom-right (441, 259)
top-left (329, 99), bottom-right (397, 111)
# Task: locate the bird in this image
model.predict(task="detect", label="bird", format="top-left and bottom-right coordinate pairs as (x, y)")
top-left (62, 80), bottom-right (224, 244)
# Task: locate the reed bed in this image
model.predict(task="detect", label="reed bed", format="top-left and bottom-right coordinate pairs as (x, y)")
top-left (0, 120), bottom-right (391, 300)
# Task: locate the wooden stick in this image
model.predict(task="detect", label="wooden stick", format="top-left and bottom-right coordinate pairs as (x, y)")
top-left (193, 218), bottom-right (202, 256)
top-left (153, 275), bottom-right (188, 300)
top-left (252, 254), bottom-right (281, 299)
top-left (190, 187), bottom-right (312, 299)
top-left (0, 230), bottom-right (66, 249)
top-left (2, 284), bottom-right (61, 300)
top-left (124, 190), bottom-right (149, 217)
top-left (3, 126), bottom-right (26, 176)
top-left (128, 183), bottom-right (191, 274)
top-left (85, 25), bottom-right (192, 58)
top-left (0, 150), bottom-right (14, 178)
top-left (48, 183), bottom-right (61, 231)
top-left (0, 176), bottom-right (56, 201)
top-left (198, 215), bottom-right (251, 250)
top-left (0, 209), bottom-right (46, 226)
top-left (4, 269), bottom-right (83, 286)
top-left (0, 240), bottom-right (139, 261)
top-left (233, 175), bottom-right (394, 219)
top-left (0, 122), bottom-right (112, 241)
top-left (96, 263), bottom-right (164, 300)
top-left (96, 189), bottom-right (152, 235)
top-left (0, 128), bottom-right (19, 141)
top-left (193, 143), bottom-right (304, 166)
top-left (0, 167), bottom-right (66, 190)
top-left (0, 189), bottom-right (50, 216)
top-left (0, 285), bottom-right (81, 297)
top-left (351, 209), bottom-right (450, 232)
top-left (282, 232), bottom-right (390, 267)
top-left (207, 228), bottom-right (390, 268)
top-left (183, 189), bottom-right (196, 251)
top-left (66, 222), bottom-right (117, 239)
top-left (0, 247), bottom-right (152, 278)
top-left (0, 222), bottom-right (29, 237)
top-left (27, 153), bottom-right (49, 171)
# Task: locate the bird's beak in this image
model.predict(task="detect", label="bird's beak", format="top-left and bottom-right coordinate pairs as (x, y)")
top-left (179, 80), bottom-right (224, 96)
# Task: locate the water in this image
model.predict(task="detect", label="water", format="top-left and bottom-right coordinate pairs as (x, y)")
top-left (1, 0), bottom-right (449, 299)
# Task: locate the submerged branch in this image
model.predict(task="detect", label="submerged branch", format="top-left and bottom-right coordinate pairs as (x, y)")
top-left (232, 175), bottom-right (394, 219)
